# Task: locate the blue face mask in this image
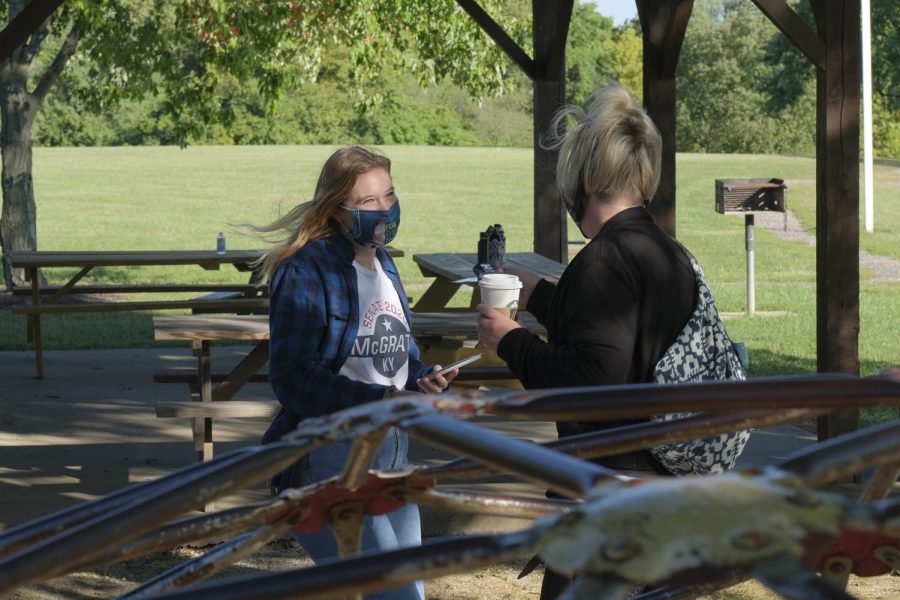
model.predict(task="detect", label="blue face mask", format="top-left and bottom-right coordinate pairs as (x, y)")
top-left (339, 200), bottom-right (401, 247)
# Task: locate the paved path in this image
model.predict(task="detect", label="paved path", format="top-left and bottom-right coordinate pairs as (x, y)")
top-left (0, 346), bottom-right (816, 535)
top-left (754, 208), bottom-right (900, 282)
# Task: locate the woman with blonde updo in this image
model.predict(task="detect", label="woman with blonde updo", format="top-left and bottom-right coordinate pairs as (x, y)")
top-left (476, 81), bottom-right (744, 599)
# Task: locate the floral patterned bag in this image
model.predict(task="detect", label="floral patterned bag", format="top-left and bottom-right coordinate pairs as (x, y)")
top-left (650, 252), bottom-right (751, 476)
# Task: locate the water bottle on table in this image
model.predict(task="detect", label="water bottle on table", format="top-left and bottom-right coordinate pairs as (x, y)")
top-left (474, 224), bottom-right (505, 279)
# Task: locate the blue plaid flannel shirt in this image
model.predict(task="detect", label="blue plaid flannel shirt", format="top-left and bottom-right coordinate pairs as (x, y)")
top-left (262, 234), bottom-right (429, 444)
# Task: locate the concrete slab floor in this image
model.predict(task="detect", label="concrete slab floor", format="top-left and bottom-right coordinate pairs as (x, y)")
top-left (0, 346), bottom-right (817, 535)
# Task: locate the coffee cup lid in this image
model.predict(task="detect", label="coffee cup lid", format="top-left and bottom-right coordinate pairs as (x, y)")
top-left (479, 273), bottom-right (522, 289)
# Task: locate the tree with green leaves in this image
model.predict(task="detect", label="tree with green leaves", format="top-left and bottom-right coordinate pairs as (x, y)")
top-left (676, 0), bottom-right (900, 157)
top-left (0, 0), bottom-right (521, 288)
top-left (870, 0), bottom-right (900, 157)
top-left (675, 0), bottom-right (796, 154)
top-left (602, 22), bottom-right (642, 102)
top-left (563, 3), bottom-right (614, 107)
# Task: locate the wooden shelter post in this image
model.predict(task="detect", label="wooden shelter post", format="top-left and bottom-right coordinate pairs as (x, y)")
top-left (811, 0), bottom-right (862, 440)
top-left (456, 0), bottom-right (572, 263)
top-left (749, 0), bottom-right (863, 440)
top-left (531, 0), bottom-right (572, 262)
top-left (636, 0), bottom-right (694, 238)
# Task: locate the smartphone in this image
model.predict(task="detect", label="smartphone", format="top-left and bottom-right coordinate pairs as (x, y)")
top-left (431, 353), bottom-right (483, 376)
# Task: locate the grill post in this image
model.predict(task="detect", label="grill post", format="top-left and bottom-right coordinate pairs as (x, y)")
top-left (715, 178), bottom-right (787, 317)
top-left (745, 213), bottom-right (755, 316)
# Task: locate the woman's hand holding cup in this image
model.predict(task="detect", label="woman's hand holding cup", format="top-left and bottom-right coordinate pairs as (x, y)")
top-left (476, 273), bottom-right (524, 350)
top-left (498, 265), bottom-right (541, 309)
top-left (476, 304), bottom-right (521, 350)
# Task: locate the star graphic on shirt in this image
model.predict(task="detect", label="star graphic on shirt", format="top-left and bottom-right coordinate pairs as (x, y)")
top-left (381, 317), bottom-right (393, 332)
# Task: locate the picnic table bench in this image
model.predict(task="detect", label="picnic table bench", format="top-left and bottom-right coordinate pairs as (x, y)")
top-left (152, 311), bottom-right (546, 463)
top-left (156, 400), bottom-right (281, 420)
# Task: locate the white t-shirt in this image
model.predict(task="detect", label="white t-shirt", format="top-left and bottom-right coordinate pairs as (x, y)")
top-left (339, 259), bottom-right (411, 390)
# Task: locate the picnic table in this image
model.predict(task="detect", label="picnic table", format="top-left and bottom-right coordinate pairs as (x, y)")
top-left (152, 311), bottom-right (546, 462)
top-left (412, 252), bottom-right (566, 311)
top-left (10, 250), bottom-right (264, 378)
top-left (10, 247), bottom-right (402, 378)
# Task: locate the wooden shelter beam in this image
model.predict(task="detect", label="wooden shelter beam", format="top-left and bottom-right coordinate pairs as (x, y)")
top-left (0, 0), bottom-right (66, 64)
top-left (637, 0), bottom-right (694, 237)
top-left (659, 0), bottom-right (693, 79)
top-left (810, 0), bottom-right (861, 440)
top-left (540, 0), bottom-right (574, 79)
top-left (455, 0), bottom-right (535, 79)
top-left (751, 0), bottom-right (826, 70)
top-left (531, 0), bottom-right (573, 263)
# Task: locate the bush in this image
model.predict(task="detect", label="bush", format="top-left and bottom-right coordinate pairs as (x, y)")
top-left (873, 95), bottom-right (900, 159)
top-left (33, 57), bottom-right (533, 149)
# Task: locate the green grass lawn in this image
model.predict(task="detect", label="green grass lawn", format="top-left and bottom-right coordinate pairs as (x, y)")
top-left (1, 146), bottom-right (898, 381)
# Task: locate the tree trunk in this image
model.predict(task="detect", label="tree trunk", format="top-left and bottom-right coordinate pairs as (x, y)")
top-left (0, 71), bottom-right (39, 290)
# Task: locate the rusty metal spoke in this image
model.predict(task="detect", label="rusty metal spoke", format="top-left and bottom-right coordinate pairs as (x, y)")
top-left (858, 461), bottom-right (900, 503)
top-left (405, 487), bottom-right (576, 519)
top-left (337, 428), bottom-right (389, 491)
top-left (0, 445), bottom-right (259, 560)
top-left (71, 498), bottom-right (293, 573)
top-left (490, 374), bottom-right (899, 421)
top-left (146, 531), bottom-right (538, 600)
top-left (752, 555), bottom-right (856, 600)
top-left (0, 439), bottom-right (318, 594)
top-left (425, 409), bottom-right (817, 480)
top-left (860, 496), bottom-right (900, 535)
top-left (874, 545), bottom-right (900, 572)
top-left (633, 571), bottom-right (751, 599)
top-left (330, 501), bottom-right (366, 557)
top-left (820, 555), bottom-right (853, 590)
top-left (558, 574), bottom-right (634, 600)
top-left (779, 420), bottom-right (900, 486)
top-left (119, 520), bottom-right (295, 599)
top-left (283, 393), bottom-right (493, 443)
top-left (408, 414), bottom-right (627, 499)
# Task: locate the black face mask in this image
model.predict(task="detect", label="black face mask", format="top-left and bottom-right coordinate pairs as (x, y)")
top-left (563, 185), bottom-right (590, 239)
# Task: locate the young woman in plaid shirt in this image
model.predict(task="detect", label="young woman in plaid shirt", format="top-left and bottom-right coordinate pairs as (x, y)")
top-left (255, 146), bottom-right (457, 600)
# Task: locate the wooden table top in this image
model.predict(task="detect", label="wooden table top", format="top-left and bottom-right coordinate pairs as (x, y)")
top-left (11, 246), bottom-right (403, 269)
top-left (153, 310), bottom-right (545, 342)
top-left (412, 311), bottom-right (545, 337)
top-left (9, 250), bottom-right (264, 269)
top-left (413, 252), bottom-right (565, 284)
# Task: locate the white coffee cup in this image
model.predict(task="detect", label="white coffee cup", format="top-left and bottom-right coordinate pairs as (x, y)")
top-left (479, 273), bottom-right (523, 318)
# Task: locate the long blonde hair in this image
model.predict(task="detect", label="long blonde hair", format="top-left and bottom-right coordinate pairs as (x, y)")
top-left (548, 82), bottom-right (662, 206)
top-left (251, 146), bottom-right (392, 282)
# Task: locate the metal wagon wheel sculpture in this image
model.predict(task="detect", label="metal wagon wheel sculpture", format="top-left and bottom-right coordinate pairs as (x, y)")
top-left (0, 371), bottom-right (898, 599)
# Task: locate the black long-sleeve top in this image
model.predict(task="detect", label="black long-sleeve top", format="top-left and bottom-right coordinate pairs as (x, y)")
top-left (497, 206), bottom-right (696, 449)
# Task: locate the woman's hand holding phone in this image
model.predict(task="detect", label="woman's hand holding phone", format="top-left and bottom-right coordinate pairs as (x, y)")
top-left (417, 353), bottom-right (481, 393)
